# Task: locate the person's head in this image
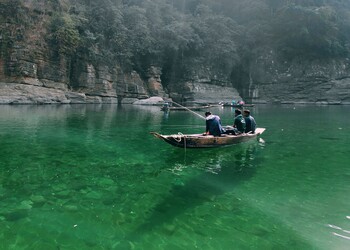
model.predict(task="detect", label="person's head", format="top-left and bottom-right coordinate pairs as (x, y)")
top-left (205, 111), bottom-right (212, 117)
top-left (243, 110), bottom-right (250, 116)
top-left (234, 109), bottom-right (242, 115)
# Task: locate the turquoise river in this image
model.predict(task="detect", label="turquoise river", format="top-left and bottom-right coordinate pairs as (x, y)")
top-left (0, 104), bottom-right (349, 249)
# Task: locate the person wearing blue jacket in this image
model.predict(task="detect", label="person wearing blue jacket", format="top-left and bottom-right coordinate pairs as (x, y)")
top-left (204, 111), bottom-right (225, 136)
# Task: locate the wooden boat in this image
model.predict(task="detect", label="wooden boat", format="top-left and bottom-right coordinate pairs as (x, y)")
top-left (161, 105), bottom-right (211, 111)
top-left (150, 128), bottom-right (265, 148)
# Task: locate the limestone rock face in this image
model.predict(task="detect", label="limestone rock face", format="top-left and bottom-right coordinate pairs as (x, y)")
top-left (74, 64), bottom-right (116, 97)
top-left (188, 82), bottom-right (241, 104)
top-left (246, 51), bottom-right (350, 104)
top-left (0, 83), bottom-right (70, 104)
top-left (133, 96), bottom-right (164, 105)
top-left (168, 81), bottom-right (242, 105)
top-left (116, 70), bottom-right (149, 100)
top-left (164, 63), bottom-right (243, 105)
top-left (146, 66), bottom-right (167, 97)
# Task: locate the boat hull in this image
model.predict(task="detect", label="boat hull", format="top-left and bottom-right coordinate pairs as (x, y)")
top-left (151, 128), bottom-right (265, 148)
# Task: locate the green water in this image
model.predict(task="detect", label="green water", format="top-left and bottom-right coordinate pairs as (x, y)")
top-left (0, 104), bottom-right (349, 250)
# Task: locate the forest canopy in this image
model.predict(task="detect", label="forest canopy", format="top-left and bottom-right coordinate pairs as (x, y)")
top-left (2, 0), bottom-right (350, 84)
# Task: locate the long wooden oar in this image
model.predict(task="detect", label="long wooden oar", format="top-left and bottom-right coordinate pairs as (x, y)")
top-left (171, 101), bottom-right (206, 120)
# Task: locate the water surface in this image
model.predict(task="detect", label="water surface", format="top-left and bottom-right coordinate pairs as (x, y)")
top-left (0, 104), bottom-right (349, 249)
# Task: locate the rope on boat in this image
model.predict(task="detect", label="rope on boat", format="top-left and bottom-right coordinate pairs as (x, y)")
top-left (171, 132), bottom-right (184, 142)
top-left (171, 132), bottom-right (187, 152)
top-left (167, 100), bottom-right (205, 154)
top-left (183, 133), bottom-right (187, 151)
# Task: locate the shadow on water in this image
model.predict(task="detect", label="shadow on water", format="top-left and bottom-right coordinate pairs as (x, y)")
top-left (116, 138), bottom-right (314, 249)
top-left (125, 141), bottom-right (263, 242)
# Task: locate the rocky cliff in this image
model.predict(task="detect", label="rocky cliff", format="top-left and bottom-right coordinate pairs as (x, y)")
top-left (245, 50), bottom-right (350, 104)
top-left (1, 1), bottom-right (350, 105)
top-left (0, 1), bottom-right (240, 105)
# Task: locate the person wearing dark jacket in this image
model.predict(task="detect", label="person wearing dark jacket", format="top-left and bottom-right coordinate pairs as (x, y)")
top-left (243, 109), bottom-right (256, 133)
top-left (233, 109), bottom-right (246, 134)
top-left (223, 109), bottom-right (246, 135)
top-left (204, 111), bottom-right (225, 136)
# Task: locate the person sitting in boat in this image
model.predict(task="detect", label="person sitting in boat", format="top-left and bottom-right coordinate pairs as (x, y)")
top-left (238, 100), bottom-right (245, 106)
top-left (233, 109), bottom-right (246, 133)
top-left (161, 102), bottom-right (170, 111)
top-left (225, 109), bottom-right (246, 135)
top-left (204, 111), bottom-right (225, 136)
top-left (243, 109), bottom-right (256, 133)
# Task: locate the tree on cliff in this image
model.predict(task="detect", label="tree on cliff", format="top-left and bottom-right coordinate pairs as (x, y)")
top-left (54, 0), bottom-right (350, 73)
top-left (48, 14), bottom-right (81, 57)
top-left (271, 5), bottom-right (348, 58)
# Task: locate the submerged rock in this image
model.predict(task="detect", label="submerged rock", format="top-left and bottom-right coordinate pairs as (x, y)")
top-left (98, 177), bottom-right (115, 186)
top-left (30, 195), bottom-right (46, 204)
top-left (133, 96), bottom-right (164, 105)
top-left (18, 200), bottom-right (33, 210)
top-left (63, 205), bottom-right (79, 212)
top-left (4, 210), bottom-right (29, 221)
top-left (85, 191), bottom-right (103, 200)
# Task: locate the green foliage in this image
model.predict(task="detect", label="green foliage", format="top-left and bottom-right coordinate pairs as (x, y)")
top-left (272, 5), bottom-right (346, 57)
top-left (78, 0), bottom-right (350, 79)
top-left (48, 14), bottom-right (82, 56)
top-left (0, 0), bottom-right (24, 59)
top-left (5, 0), bottom-right (350, 82)
top-left (80, 0), bottom-right (129, 65)
top-left (192, 11), bottom-right (241, 73)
